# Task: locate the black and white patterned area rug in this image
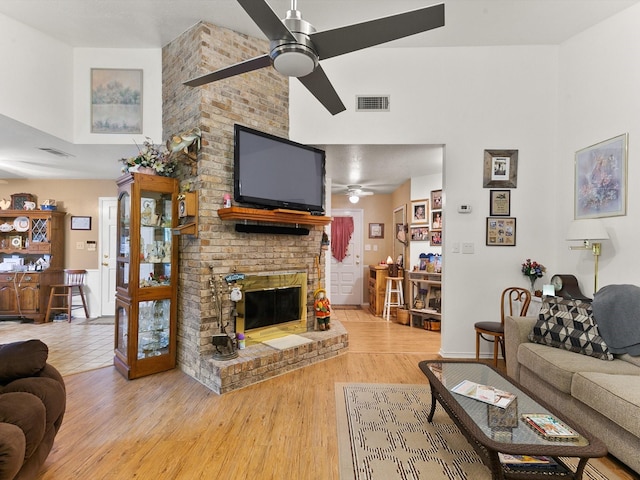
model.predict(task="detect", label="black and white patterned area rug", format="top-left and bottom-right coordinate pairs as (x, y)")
top-left (335, 383), bottom-right (620, 480)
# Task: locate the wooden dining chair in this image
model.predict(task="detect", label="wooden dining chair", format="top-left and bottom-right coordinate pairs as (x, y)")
top-left (45, 269), bottom-right (90, 322)
top-left (475, 287), bottom-right (531, 366)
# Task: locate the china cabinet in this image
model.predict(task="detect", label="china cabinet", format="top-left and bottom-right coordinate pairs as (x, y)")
top-left (0, 210), bottom-right (65, 322)
top-left (114, 173), bottom-right (179, 379)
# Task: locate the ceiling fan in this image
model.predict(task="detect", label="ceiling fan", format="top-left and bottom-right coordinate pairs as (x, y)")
top-left (184, 0), bottom-right (445, 115)
top-left (344, 184), bottom-right (374, 204)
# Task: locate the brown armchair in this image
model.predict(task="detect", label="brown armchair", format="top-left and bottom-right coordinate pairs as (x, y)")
top-left (0, 340), bottom-right (66, 480)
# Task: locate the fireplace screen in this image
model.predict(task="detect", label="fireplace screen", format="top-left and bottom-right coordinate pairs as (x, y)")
top-left (245, 286), bottom-right (301, 330)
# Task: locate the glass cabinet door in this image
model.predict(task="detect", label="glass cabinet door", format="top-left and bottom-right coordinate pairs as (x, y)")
top-left (137, 299), bottom-right (171, 359)
top-left (117, 191), bottom-right (131, 290)
top-left (115, 302), bottom-right (129, 361)
top-left (139, 191), bottom-right (173, 289)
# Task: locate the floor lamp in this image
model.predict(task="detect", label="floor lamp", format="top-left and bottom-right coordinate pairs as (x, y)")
top-left (566, 219), bottom-right (609, 295)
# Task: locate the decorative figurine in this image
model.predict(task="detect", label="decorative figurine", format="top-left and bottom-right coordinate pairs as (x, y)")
top-left (314, 288), bottom-right (331, 331)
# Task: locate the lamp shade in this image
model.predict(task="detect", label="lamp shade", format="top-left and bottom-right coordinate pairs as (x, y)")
top-left (348, 194), bottom-right (359, 204)
top-left (566, 219), bottom-right (609, 241)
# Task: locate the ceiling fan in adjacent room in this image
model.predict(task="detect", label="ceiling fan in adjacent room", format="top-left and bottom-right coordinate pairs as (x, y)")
top-left (184, 0), bottom-right (445, 115)
top-left (344, 185), bottom-right (374, 204)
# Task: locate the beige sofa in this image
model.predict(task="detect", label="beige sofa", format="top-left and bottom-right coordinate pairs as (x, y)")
top-left (505, 315), bottom-right (640, 474)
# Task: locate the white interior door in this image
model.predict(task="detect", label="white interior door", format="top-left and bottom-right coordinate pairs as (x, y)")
top-left (329, 209), bottom-right (363, 305)
top-left (99, 197), bottom-right (117, 316)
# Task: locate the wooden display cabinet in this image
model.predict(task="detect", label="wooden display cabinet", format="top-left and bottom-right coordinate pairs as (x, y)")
top-left (0, 210), bottom-right (65, 322)
top-left (114, 173), bottom-right (179, 379)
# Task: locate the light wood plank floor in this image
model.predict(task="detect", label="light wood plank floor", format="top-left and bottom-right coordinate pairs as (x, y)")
top-left (4, 309), bottom-right (634, 479)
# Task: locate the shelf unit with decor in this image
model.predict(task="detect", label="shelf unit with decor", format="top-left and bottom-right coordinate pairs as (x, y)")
top-left (408, 271), bottom-right (442, 330)
top-left (114, 173), bottom-right (179, 379)
top-left (0, 209), bottom-right (65, 323)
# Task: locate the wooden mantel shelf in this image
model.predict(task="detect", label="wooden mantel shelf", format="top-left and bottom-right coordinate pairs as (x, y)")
top-left (217, 206), bottom-right (332, 226)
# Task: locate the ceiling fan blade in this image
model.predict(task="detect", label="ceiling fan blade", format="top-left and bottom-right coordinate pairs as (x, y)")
top-left (237, 0), bottom-right (296, 42)
top-left (184, 54), bottom-right (272, 87)
top-left (310, 3), bottom-right (445, 60)
top-left (297, 65), bottom-right (346, 115)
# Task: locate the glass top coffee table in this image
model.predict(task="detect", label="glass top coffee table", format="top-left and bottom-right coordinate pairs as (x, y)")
top-left (419, 361), bottom-right (607, 480)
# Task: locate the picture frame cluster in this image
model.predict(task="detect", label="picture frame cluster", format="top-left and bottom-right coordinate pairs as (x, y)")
top-left (410, 189), bottom-right (442, 245)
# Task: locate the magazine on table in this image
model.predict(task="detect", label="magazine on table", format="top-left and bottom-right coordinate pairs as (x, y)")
top-left (498, 454), bottom-right (564, 472)
top-left (450, 379), bottom-right (516, 408)
top-left (498, 453), bottom-right (557, 465)
top-left (521, 413), bottom-right (580, 440)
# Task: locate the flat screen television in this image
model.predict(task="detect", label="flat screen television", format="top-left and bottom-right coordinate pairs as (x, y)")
top-left (234, 124), bottom-right (326, 213)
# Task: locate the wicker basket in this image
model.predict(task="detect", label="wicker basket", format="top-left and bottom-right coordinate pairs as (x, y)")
top-left (396, 308), bottom-right (410, 325)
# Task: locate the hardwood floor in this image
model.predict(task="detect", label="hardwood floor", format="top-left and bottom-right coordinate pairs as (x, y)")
top-left (35, 308), bottom-right (635, 479)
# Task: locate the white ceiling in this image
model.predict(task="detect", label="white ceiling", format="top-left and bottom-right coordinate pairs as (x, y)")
top-left (0, 0), bottom-right (637, 191)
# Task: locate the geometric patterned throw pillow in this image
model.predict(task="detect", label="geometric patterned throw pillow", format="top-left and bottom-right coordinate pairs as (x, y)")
top-left (528, 296), bottom-right (613, 360)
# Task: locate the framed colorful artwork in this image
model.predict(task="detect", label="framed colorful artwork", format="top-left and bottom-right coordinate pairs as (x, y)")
top-left (575, 133), bottom-right (627, 219)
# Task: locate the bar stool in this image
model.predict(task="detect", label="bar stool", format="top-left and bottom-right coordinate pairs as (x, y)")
top-left (45, 269), bottom-right (90, 322)
top-left (383, 276), bottom-right (404, 321)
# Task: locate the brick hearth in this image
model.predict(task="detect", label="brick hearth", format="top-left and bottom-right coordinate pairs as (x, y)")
top-left (200, 321), bottom-right (348, 394)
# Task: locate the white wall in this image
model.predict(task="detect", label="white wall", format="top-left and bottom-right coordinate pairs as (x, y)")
top-left (290, 45), bottom-right (560, 359)
top-left (291, 3), bottom-right (640, 358)
top-left (557, 3), bottom-right (640, 291)
top-left (0, 14), bottom-right (74, 141)
top-left (0, 13), bottom-right (163, 145)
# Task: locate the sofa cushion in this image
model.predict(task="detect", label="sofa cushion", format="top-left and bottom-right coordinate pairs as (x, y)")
top-left (529, 297), bottom-right (613, 360)
top-left (517, 343), bottom-right (639, 394)
top-left (615, 353), bottom-right (640, 368)
top-left (0, 340), bottom-right (48, 384)
top-left (572, 372), bottom-right (640, 438)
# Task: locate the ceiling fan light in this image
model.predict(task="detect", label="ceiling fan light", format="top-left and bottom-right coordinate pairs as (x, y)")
top-left (348, 194), bottom-right (360, 204)
top-left (271, 44), bottom-right (317, 77)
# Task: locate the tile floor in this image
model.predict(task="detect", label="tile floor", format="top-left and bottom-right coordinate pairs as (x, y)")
top-left (0, 318), bottom-right (114, 376)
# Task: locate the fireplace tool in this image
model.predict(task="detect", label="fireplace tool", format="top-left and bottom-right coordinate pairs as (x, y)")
top-left (209, 266), bottom-right (238, 360)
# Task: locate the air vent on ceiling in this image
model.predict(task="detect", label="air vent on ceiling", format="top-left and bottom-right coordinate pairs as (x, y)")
top-left (356, 95), bottom-right (390, 112)
top-left (38, 147), bottom-right (74, 158)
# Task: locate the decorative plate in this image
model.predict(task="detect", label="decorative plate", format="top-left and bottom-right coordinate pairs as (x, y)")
top-left (0, 222), bottom-right (14, 232)
top-left (14, 216), bottom-right (30, 232)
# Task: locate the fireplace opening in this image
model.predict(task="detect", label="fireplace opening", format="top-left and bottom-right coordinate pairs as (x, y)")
top-left (235, 270), bottom-right (309, 344)
top-left (245, 286), bottom-right (301, 330)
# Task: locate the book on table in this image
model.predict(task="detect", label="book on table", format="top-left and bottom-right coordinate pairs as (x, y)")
top-left (450, 379), bottom-right (516, 408)
top-left (521, 413), bottom-right (580, 440)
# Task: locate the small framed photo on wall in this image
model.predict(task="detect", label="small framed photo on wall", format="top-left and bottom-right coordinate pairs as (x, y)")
top-left (486, 217), bottom-right (516, 246)
top-left (431, 211), bottom-right (442, 230)
top-left (71, 216), bottom-right (92, 231)
top-left (489, 189), bottom-right (511, 216)
top-left (483, 149), bottom-right (518, 188)
top-left (368, 223), bottom-right (384, 239)
top-left (430, 190), bottom-right (442, 209)
top-left (411, 199), bottom-right (429, 224)
top-left (410, 226), bottom-right (429, 241)
top-left (430, 231), bottom-right (442, 246)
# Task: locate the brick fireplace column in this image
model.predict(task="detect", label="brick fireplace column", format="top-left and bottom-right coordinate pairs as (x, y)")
top-left (162, 22), bottom-right (332, 392)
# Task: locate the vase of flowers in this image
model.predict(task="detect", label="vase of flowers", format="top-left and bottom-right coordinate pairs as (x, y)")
top-left (119, 138), bottom-right (177, 177)
top-left (521, 258), bottom-right (546, 294)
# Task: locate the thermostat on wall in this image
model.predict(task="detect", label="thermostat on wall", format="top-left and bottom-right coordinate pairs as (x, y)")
top-left (458, 204), bottom-right (472, 213)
